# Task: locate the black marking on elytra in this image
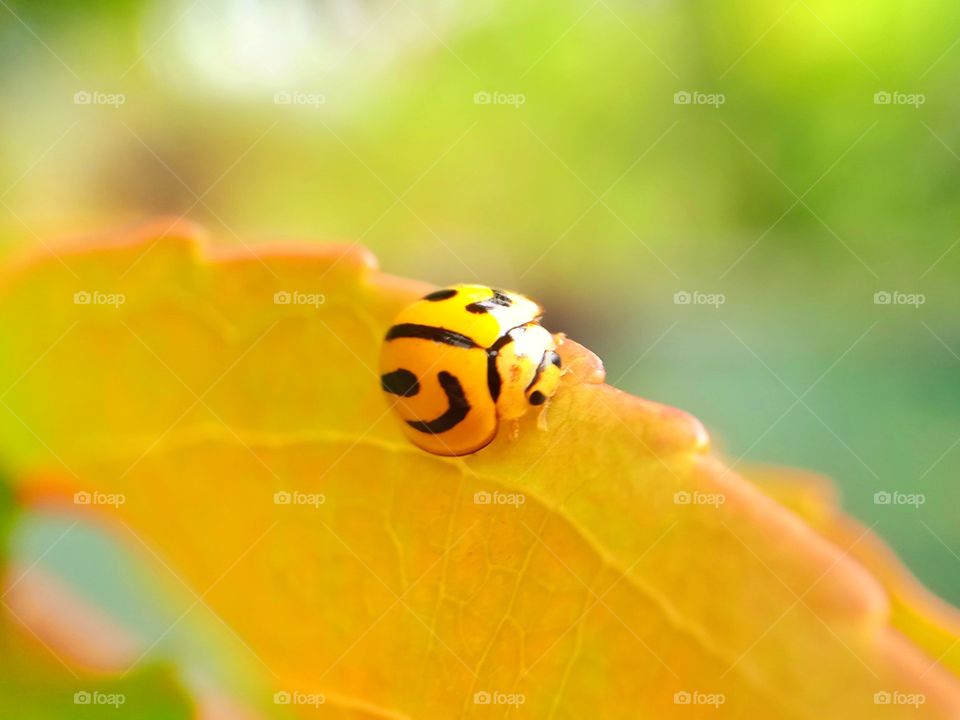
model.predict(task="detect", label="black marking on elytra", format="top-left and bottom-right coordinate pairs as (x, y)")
top-left (529, 390), bottom-right (546, 406)
top-left (485, 331), bottom-right (517, 403)
top-left (423, 288), bottom-right (458, 302)
top-left (407, 371), bottom-right (471, 435)
top-left (381, 368), bottom-right (420, 397)
top-left (488, 332), bottom-right (516, 353)
top-left (486, 353), bottom-right (502, 403)
top-left (386, 323), bottom-right (478, 349)
top-left (466, 289), bottom-right (514, 315)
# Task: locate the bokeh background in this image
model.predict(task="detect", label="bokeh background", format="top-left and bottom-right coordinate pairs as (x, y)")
top-left (0, 0), bottom-right (958, 679)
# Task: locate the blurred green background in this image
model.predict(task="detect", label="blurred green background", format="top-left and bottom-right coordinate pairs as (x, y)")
top-left (0, 0), bottom-right (957, 638)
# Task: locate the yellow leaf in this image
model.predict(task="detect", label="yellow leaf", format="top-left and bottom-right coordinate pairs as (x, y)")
top-left (749, 464), bottom-right (960, 679)
top-left (1, 221), bottom-right (959, 718)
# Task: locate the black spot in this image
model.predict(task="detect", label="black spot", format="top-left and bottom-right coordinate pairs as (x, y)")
top-left (385, 323), bottom-right (478, 349)
top-left (529, 390), bottom-right (546, 406)
top-left (486, 353), bottom-right (502, 402)
top-left (466, 289), bottom-right (514, 314)
top-left (491, 289), bottom-right (513, 306)
top-left (406, 371), bottom-right (471, 434)
top-left (549, 351), bottom-right (562, 368)
top-left (423, 288), bottom-right (458, 301)
top-left (381, 369), bottom-right (420, 397)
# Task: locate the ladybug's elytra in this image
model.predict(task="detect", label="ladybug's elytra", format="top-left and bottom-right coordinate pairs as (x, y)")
top-left (379, 284), bottom-right (563, 456)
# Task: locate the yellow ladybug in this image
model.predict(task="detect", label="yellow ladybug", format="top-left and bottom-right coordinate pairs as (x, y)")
top-left (379, 285), bottom-right (563, 456)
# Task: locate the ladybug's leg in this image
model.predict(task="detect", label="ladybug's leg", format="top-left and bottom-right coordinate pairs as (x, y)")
top-left (536, 401), bottom-right (551, 432)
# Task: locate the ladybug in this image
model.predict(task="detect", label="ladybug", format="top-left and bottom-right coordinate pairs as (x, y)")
top-left (379, 284), bottom-right (563, 456)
